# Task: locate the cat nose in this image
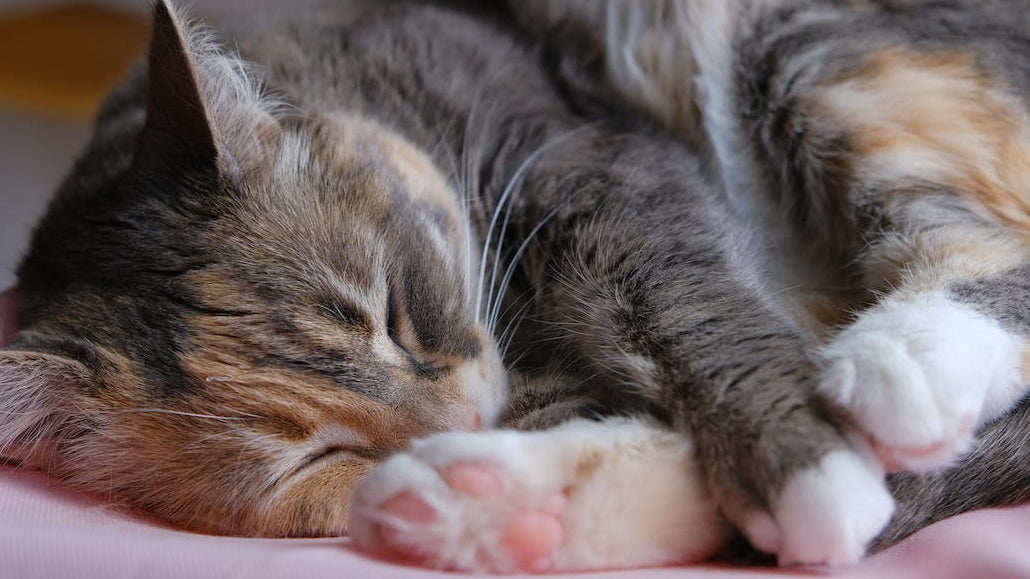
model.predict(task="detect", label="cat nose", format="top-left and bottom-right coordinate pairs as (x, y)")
top-left (461, 411), bottom-right (483, 431)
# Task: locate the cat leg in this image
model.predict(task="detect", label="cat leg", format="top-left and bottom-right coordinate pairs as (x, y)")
top-left (349, 417), bottom-right (732, 573)
top-left (527, 203), bottom-right (897, 565)
top-left (819, 234), bottom-right (1030, 473)
top-left (732, 31), bottom-right (1030, 475)
top-left (801, 51), bottom-right (1030, 471)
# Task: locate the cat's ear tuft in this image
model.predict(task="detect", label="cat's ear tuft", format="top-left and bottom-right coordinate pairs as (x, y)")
top-left (137, 0), bottom-right (220, 168)
top-left (0, 349), bottom-right (92, 469)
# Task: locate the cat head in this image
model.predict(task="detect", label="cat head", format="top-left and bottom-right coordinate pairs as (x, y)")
top-left (0, 0), bottom-right (505, 536)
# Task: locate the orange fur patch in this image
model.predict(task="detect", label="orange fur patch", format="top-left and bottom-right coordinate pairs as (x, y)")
top-left (816, 48), bottom-right (1030, 236)
top-left (861, 224), bottom-right (1029, 296)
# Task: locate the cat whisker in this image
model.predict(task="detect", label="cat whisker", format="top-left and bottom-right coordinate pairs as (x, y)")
top-left (477, 133), bottom-right (548, 323)
top-left (482, 125), bottom-right (592, 329)
top-left (438, 102), bottom-right (476, 312)
top-left (112, 408), bottom-right (255, 421)
top-left (497, 294), bottom-right (534, 361)
top-left (461, 92), bottom-right (490, 324)
top-left (488, 195), bottom-right (576, 333)
top-left (502, 343), bottom-right (536, 371)
top-left (186, 429), bottom-right (248, 448)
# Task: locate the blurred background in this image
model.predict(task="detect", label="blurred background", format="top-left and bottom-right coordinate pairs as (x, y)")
top-left (0, 0), bottom-right (324, 290)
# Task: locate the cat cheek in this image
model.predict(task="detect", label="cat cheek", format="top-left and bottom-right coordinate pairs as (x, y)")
top-left (259, 458), bottom-right (376, 537)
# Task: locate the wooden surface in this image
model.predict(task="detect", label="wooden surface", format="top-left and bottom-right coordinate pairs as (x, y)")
top-left (0, 5), bottom-right (147, 119)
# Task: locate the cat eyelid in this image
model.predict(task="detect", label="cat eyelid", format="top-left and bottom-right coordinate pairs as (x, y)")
top-left (386, 290), bottom-right (414, 354)
top-left (317, 298), bottom-right (373, 333)
top-left (296, 445), bottom-right (380, 471)
top-left (293, 424), bottom-right (381, 475)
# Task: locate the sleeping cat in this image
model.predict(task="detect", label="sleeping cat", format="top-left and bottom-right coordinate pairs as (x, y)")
top-left (1, 0), bottom-right (1028, 574)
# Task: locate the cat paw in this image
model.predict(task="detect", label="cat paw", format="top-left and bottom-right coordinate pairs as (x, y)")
top-left (349, 420), bottom-right (729, 572)
top-left (375, 464), bottom-right (565, 572)
top-left (819, 291), bottom-right (1025, 472)
top-left (349, 432), bottom-right (564, 573)
top-left (741, 449), bottom-right (894, 566)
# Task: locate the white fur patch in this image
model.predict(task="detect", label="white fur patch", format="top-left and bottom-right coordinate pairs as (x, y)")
top-left (0, 352), bottom-right (85, 466)
top-left (820, 291), bottom-right (1026, 472)
top-left (753, 449), bottom-right (894, 566)
top-left (350, 418), bottom-right (730, 572)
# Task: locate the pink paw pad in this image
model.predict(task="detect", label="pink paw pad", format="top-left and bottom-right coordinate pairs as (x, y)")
top-left (441, 462), bottom-right (568, 572)
top-left (371, 462), bottom-right (570, 573)
top-left (866, 414), bottom-right (974, 473)
top-left (378, 492), bottom-right (437, 558)
top-left (443, 462), bottom-right (504, 498)
top-left (502, 509), bottom-right (565, 572)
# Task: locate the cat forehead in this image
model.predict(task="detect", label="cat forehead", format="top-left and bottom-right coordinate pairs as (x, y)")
top-left (255, 113), bottom-right (458, 210)
top-left (219, 115), bottom-right (467, 279)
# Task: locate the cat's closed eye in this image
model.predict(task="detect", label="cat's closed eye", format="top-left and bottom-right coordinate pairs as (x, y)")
top-left (0, 0), bottom-right (510, 540)
top-left (295, 445), bottom-right (383, 475)
top-left (386, 291), bottom-right (446, 377)
top-left (317, 298), bottom-right (373, 335)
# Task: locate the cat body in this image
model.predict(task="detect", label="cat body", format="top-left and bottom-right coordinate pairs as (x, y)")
top-left (3, 0), bottom-right (1030, 573)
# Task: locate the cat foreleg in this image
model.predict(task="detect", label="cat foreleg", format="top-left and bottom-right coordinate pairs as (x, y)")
top-left (349, 417), bottom-right (730, 573)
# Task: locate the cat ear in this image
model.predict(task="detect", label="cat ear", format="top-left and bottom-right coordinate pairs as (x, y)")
top-left (137, 0), bottom-right (220, 168)
top-left (0, 349), bottom-right (92, 468)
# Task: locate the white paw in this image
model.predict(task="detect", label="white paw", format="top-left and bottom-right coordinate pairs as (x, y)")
top-left (349, 419), bottom-right (729, 573)
top-left (820, 291), bottom-right (1025, 472)
top-left (742, 449), bottom-right (894, 566)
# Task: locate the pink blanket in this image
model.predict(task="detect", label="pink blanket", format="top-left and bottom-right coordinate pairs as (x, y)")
top-left (1, 465), bottom-right (1029, 579)
top-left (2, 288), bottom-right (1028, 578)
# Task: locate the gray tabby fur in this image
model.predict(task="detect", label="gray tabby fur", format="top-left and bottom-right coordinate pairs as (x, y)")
top-left (2, 0), bottom-right (845, 543)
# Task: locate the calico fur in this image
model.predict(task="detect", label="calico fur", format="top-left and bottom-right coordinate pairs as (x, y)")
top-left (6, 0), bottom-right (1029, 572)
